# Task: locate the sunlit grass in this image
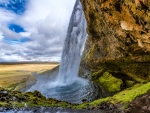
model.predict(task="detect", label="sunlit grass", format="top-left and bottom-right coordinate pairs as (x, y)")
top-left (0, 64), bottom-right (58, 73)
top-left (0, 63), bottom-right (59, 89)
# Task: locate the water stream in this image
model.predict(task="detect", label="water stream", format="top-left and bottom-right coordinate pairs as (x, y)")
top-left (27, 0), bottom-right (101, 104)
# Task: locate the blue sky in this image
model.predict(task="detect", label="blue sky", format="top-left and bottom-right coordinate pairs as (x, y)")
top-left (0, 0), bottom-right (27, 14)
top-left (8, 24), bottom-right (25, 33)
top-left (0, 0), bottom-right (76, 62)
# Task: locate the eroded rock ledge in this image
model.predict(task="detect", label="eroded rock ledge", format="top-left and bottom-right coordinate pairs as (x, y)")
top-left (80, 0), bottom-right (150, 88)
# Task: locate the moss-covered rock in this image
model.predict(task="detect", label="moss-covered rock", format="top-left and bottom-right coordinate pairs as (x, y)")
top-left (91, 69), bottom-right (136, 94)
top-left (125, 80), bottom-right (135, 88)
top-left (98, 72), bottom-right (123, 92)
top-left (0, 87), bottom-right (75, 109)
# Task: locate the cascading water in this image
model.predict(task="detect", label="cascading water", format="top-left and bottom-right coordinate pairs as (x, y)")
top-left (28, 0), bottom-right (101, 104)
top-left (57, 0), bottom-right (87, 85)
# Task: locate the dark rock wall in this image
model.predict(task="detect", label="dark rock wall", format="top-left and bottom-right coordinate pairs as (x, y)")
top-left (80, 0), bottom-right (150, 82)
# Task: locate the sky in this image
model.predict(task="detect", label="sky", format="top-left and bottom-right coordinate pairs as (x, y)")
top-left (0, 0), bottom-right (76, 62)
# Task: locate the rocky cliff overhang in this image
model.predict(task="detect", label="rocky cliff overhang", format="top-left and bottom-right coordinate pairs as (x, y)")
top-left (80, 0), bottom-right (150, 82)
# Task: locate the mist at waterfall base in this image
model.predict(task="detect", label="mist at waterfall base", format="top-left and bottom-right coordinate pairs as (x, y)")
top-left (28, 0), bottom-right (100, 104)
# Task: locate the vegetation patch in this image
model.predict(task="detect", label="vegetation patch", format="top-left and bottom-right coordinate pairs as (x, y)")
top-left (75, 82), bottom-right (150, 109)
top-left (98, 72), bottom-right (123, 92)
top-left (0, 88), bottom-right (75, 109)
top-left (1, 82), bottom-right (150, 110)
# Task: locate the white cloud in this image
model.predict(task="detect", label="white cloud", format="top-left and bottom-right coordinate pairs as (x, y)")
top-left (0, 26), bottom-right (21, 39)
top-left (0, 0), bottom-right (76, 62)
top-left (0, 31), bottom-right (4, 40)
top-left (0, 8), bottom-right (16, 24)
top-left (19, 32), bottom-right (31, 37)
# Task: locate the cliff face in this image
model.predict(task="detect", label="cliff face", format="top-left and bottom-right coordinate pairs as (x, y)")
top-left (80, 0), bottom-right (150, 84)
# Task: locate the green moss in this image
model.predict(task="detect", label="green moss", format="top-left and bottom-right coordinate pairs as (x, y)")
top-left (122, 103), bottom-right (129, 109)
top-left (99, 72), bottom-right (123, 92)
top-left (76, 82), bottom-right (150, 109)
top-left (91, 69), bottom-right (103, 79)
top-left (125, 80), bottom-right (135, 87)
top-left (0, 102), bottom-right (9, 107)
top-left (0, 87), bottom-right (4, 91)
top-left (74, 97), bottom-right (109, 109)
top-left (126, 73), bottom-right (146, 83)
top-left (111, 82), bottom-right (150, 103)
top-left (101, 58), bottom-right (150, 83)
top-left (0, 88), bottom-right (74, 108)
top-left (86, 44), bottom-right (95, 60)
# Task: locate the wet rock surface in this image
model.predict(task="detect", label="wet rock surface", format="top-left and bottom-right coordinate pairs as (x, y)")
top-left (0, 103), bottom-right (122, 113)
top-left (0, 107), bottom-right (105, 113)
top-left (84, 102), bottom-right (123, 113)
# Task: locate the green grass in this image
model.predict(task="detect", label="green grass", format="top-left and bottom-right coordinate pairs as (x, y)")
top-left (75, 82), bottom-right (150, 109)
top-left (111, 82), bottom-right (150, 103)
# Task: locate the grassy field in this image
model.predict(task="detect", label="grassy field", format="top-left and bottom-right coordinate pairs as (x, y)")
top-left (0, 63), bottom-right (59, 89)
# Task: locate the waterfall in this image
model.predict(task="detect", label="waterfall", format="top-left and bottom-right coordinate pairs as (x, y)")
top-left (27, 0), bottom-right (101, 104)
top-left (57, 0), bottom-right (87, 85)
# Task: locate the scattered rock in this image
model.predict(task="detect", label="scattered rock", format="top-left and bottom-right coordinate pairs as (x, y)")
top-left (0, 91), bottom-right (8, 96)
top-left (120, 21), bottom-right (133, 31)
top-left (33, 90), bottom-right (43, 98)
top-left (82, 99), bottom-right (87, 103)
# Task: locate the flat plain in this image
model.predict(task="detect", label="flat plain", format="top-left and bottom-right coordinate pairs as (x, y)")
top-left (0, 63), bottom-right (59, 89)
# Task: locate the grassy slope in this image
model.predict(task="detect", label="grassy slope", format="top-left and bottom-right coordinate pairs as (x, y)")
top-left (75, 82), bottom-right (150, 109)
